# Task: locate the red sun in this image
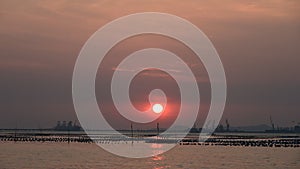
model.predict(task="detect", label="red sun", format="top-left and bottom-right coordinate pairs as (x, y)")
top-left (152, 103), bottom-right (164, 114)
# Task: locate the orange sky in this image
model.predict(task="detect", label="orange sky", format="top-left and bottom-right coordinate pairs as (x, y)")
top-left (0, 0), bottom-right (299, 128)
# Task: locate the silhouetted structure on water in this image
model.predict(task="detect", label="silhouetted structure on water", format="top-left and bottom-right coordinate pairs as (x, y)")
top-left (54, 121), bottom-right (82, 131)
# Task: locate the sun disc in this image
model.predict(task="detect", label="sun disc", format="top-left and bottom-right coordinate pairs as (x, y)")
top-left (152, 104), bottom-right (163, 114)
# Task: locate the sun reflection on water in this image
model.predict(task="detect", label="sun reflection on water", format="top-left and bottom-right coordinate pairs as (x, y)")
top-left (151, 154), bottom-right (171, 169)
top-left (151, 143), bottom-right (163, 149)
top-left (152, 155), bottom-right (163, 161)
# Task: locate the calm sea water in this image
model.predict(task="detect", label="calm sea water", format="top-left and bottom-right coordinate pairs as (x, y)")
top-left (0, 142), bottom-right (299, 169)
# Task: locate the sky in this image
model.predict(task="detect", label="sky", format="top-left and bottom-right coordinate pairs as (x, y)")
top-left (0, 0), bottom-right (299, 129)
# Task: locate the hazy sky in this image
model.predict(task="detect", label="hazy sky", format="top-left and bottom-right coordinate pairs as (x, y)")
top-left (0, 0), bottom-right (299, 129)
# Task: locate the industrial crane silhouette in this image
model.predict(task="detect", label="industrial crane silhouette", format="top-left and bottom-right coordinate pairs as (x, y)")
top-left (225, 119), bottom-right (230, 132)
top-left (270, 116), bottom-right (275, 131)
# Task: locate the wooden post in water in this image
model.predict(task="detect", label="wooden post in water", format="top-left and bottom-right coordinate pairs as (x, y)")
top-left (131, 123), bottom-right (133, 144)
top-left (14, 123), bottom-right (18, 142)
top-left (157, 123), bottom-right (159, 137)
top-left (14, 128), bottom-right (17, 142)
top-left (67, 129), bottom-right (70, 144)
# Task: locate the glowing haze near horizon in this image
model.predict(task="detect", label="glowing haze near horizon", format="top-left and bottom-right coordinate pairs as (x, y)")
top-left (0, 0), bottom-right (299, 129)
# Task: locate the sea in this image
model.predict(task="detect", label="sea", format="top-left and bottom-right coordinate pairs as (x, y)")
top-left (0, 131), bottom-right (299, 169)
